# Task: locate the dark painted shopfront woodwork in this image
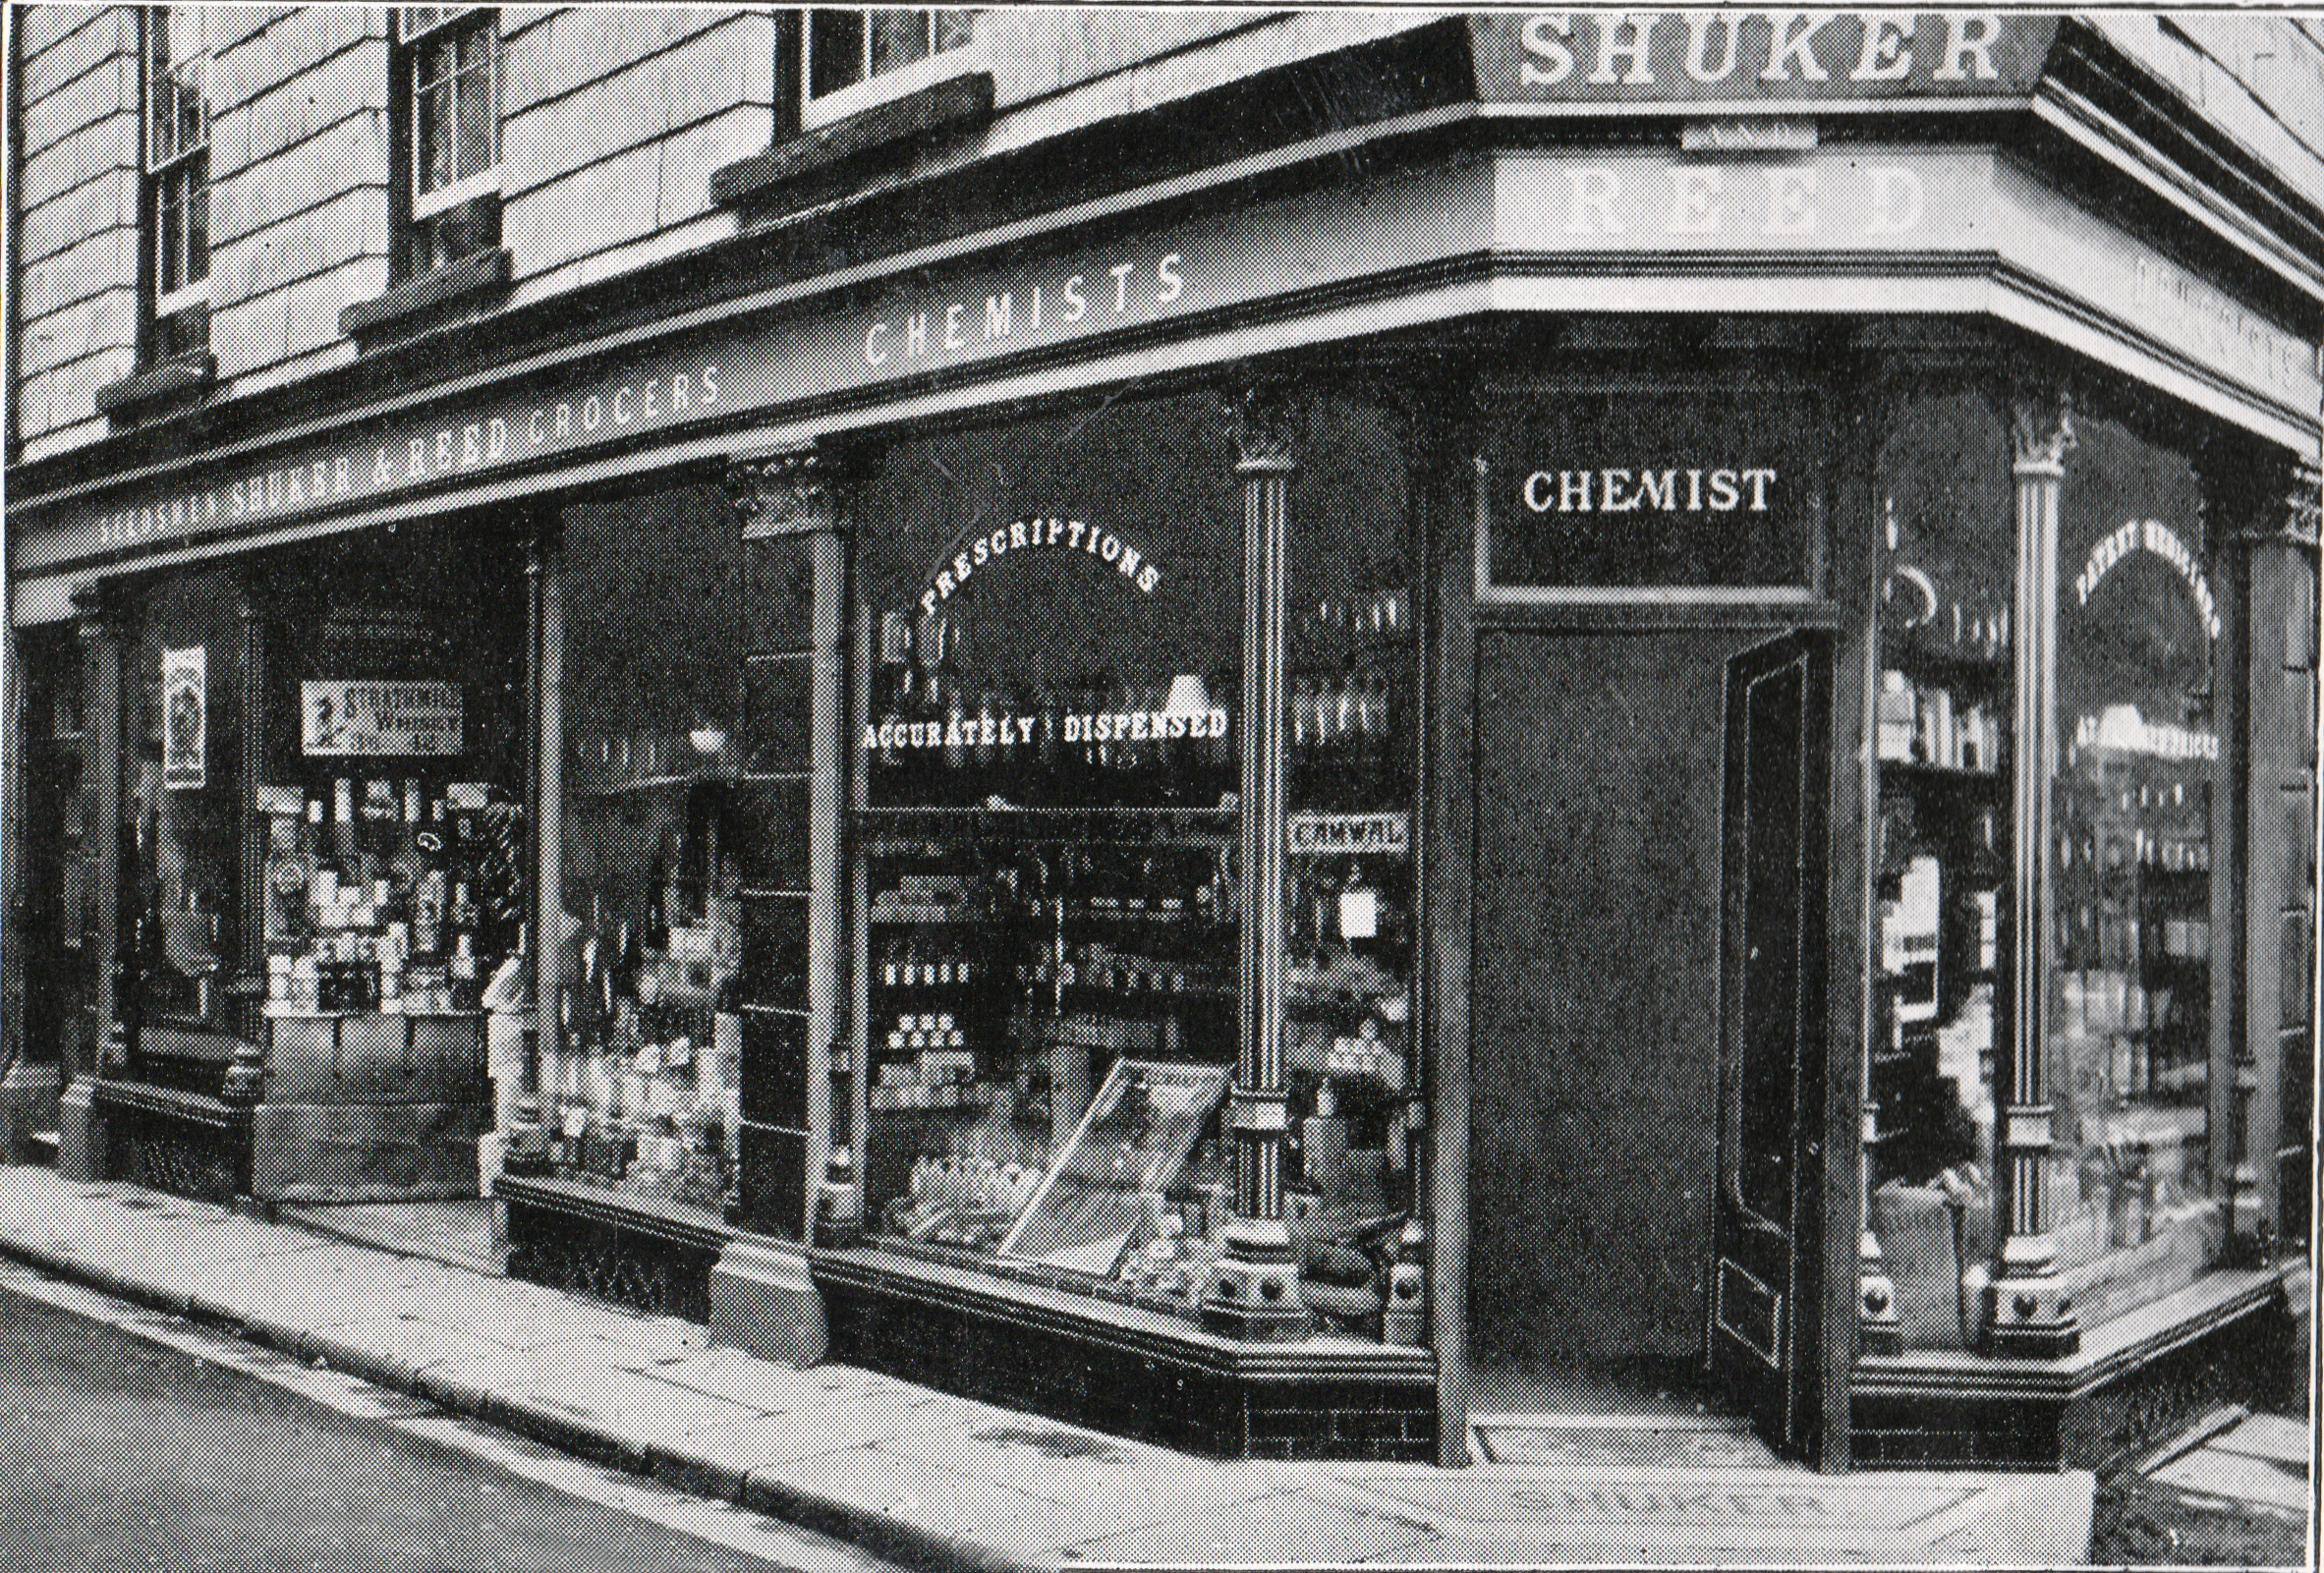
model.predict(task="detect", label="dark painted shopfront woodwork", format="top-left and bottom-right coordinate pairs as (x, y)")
top-left (10, 12), bottom-right (2316, 1471)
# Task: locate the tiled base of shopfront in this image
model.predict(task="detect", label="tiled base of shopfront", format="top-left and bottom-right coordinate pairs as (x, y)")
top-left (78, 1111), bottom-right (2296, 1476)
top-left (1852, 1267), bottom-right (2309, 1471)
top-left (812, 1247), bottom-right (1439, 1461)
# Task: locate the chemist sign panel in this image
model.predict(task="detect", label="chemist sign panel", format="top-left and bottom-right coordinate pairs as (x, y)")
top-left (1483, 385), bottom-right (1822, 598)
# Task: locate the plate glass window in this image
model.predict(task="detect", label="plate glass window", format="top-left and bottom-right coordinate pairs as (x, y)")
top-left (2045, 411), bottom-right (2221, 1327)
top-left (1867, 391), bottom-right (2012, 1351)
top-left (145, 7), bottom-right (209, 360)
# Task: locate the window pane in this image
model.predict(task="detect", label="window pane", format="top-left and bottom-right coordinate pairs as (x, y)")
top-left (553, 485), bottom-right (751, 1214)
top-left (1868, 390), bottom-right (2012, 1351)
top-left (418, 80), bottom-right (452, 194)
top-left (455, 59), bottom-right (495, 181)
top-left (129, 571), bottom-right (245, 1036)
top-left (850, 393), bottom-right (1243, 1289)
top-left (808, 10), bottom-right (864, 97)
top-left (1283, 392), bottom-right (1420, 1338)
top-left (933, 10), bottom-right (975, 53)
top-left (157, 179), bottom-right (185, 295)
top-left (185, 160), bottom-right (208, 286)
top-left (870, 9), bottom-right (931, 75)
top-left (2047, 411), bottom-right (2219, 1327)
top-left (176, 66), bottom-right (205, 154)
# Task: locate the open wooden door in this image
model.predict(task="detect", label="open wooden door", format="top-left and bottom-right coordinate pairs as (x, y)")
top-left (1708, 630), bottom-right (1832, 1460)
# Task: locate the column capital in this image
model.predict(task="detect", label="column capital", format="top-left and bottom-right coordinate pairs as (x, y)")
top-left (2009, 384), bottom-right (2076, 477)
top-left (2208, 449), bottom-right (2319, 554)
top-left (1228, 382), bottom-right (1302, 477)
top-left (70, 581), bottom-right (130, 637)
top-left (727, 446), bottom-right (846, 538)
top-left (2270, 458), bottom-right (2321, 552)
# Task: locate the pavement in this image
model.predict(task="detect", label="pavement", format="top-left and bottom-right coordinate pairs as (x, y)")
top-left (2136, 1406), bottom-right (2312, 1523)
top-left (0, 1165), bottom-right (2099, 1568)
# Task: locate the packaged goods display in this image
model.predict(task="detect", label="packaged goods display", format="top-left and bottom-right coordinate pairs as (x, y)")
top-left (259, 775), bottom-right (513, 1018)
top-left (854, 575), bottom-right (1420, 1338)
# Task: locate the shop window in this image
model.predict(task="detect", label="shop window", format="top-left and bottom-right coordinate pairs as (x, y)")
top-left (128, 573), bottom-right (242, 1040)
top-left (2046, 410), bottom-right (2221, 1327)
top-left (842, 387), bottom-right (1423, 1342)
top-left (548, 487), bottom-right (750, 1215)
top-left (1281, 393), bottom-right (1421, 1336)
top-left (850, 392), bottom-right (1245, 1293)
top-left (1868, 393), bottom-right (2232, 1352)
top-left (143, 6), bottom-right (210, 363)
top-left (399, 8), bottom-right (502, 276)
top-left (252, 528), bottom-right (529, 1069)
top-left (802, 8), bottom-right (977, 127)
top-left (18, 632), bottom-right (95, 1078)
top-left (1867, 391), bottom-right (2012, 1351)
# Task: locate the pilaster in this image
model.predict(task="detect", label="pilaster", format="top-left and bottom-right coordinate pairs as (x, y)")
top-left (712, 444), bottom-right (850, 1367)
top-left (1204, 382), bottom-right (1310, 1342)
top-left (1985, 384), bottom-right (2078, 1358)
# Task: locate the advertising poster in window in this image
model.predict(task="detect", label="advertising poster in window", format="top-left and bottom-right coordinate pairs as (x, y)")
top-left (162, 646), bottom-right (206, 790)
top-left (302, 679), bottom-right (463, 757)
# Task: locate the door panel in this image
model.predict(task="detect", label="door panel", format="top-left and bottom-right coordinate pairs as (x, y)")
top-left (1709, 630), bottom-right (1832, 1457)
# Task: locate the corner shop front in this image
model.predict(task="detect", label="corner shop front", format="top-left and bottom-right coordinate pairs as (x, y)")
top-left (11, 16), bottom-right (2317, 1470)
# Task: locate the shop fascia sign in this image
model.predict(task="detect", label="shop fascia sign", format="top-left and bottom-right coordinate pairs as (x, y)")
top-left (1472, 12), bottom-right (2062, 105)
top-left (21, 117), bottom-right (2312, 580)
top-left (32, 246), bottom-right (1198, 572)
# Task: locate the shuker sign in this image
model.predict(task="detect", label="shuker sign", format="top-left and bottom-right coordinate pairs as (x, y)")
top-left (1473, 12), bottom-right (2063, 104)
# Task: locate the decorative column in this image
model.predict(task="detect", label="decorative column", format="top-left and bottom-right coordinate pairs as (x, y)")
top-left (218, 578), bottom-right (269, 1106)
top-left (1986, 386), bottom-right (2079, 1358)
top-left (2221, 457), bottom-right (2320, 1256)
top-left (711, 446), bottom-right (850, 1367)
top-left (57, 584), bottom-right (128, 1182)
top-left (1203, 383), bottom-right (1310, 1342)
top-left (516, 519), bottom-right (564, 1168)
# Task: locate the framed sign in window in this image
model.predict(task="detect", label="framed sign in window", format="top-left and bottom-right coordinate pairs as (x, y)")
top-left (1480, 382), bottom-right (1822, 603)
top-left (302, 680), bottom-right (463, 757)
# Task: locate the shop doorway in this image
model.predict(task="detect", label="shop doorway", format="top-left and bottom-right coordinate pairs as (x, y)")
top-left (1465, 627), bottom-right (1812, 1455)
top-left (1705, 630), bottom-right (1832, 1459)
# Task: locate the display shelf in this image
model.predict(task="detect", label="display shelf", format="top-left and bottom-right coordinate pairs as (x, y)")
top-left (1882, 759), bottom-right (2001, 786)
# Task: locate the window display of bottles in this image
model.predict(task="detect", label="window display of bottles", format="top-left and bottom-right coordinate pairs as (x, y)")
top-left (537, 850), bottom-right (742, 1213)
top-left (861, 833), bottom-right (1240, 1269)
top-left (1281, 576), bottom-right (1418, 1302)
top-left (260, 775), bottom-right (507, 1017)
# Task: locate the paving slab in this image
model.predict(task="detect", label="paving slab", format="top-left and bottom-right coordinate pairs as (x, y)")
top-left (874, 1416), bottom-right (1273, 1529)
top-left (460, 1296), bottom-right (676, 1352)
top-left (2151, 1447), bottom-right (2313, 1516)
top-left (749, 1442), bottom-right (1092, 1566)
top-left (521, 1363), bottom-right (771, 1450)
top-left (636, 1344), bottom-right (812, 1413)
top-left (2213, 1414), bottom-right (2312, 1470)
top-left (298, 1312), bottom-right (523, 1389)
top-left (1066, 1486), bottom-right (1442, 1565)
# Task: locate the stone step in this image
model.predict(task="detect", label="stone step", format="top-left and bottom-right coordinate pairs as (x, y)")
top-left (23, 1131), bottom-right (59, 1166)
